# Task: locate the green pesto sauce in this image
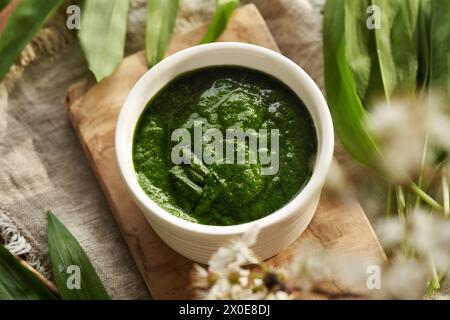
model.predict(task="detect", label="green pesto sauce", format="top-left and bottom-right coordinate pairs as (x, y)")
top-left (133, 66), bottom-right (317, 226)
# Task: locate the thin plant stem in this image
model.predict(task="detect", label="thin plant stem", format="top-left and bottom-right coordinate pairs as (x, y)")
top-left (415, 135), bottom-right (429, 208)
top-left (385, 184), bottom-right (393, 218)
top-left (396, 186), bottom-right (406, 221)
top-left (415, 161), bottom-right (448, 205)
top-left (402, 239), bottom-right (413, 258)
top-left (442, 171), bottom-right (449, 218)
top-left (429, 255), bottom-right (440, 291)
top-left (410, 182), bottom-right (443, 210)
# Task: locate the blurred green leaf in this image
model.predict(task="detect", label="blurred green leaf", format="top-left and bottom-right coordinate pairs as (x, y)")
top-left (417, 0), bottom-right (432, 88)
top-left (146, 0), bottom-right (179, 67)
top-left (0, 244), bottom-right (56, 300)
top-left (0, 0), bottom-right (64, 81)
top-left (429, 0), bottom-right (450, 97)
top-left (324, 0), bottom-right (380, 167)
top-left (344, 0), bottom-right (384, 105)
top-left (371, 0), bottom-right (420, 99)
top-left (79, 0), bottom-right (129, 81)
top-left (0, 0), bottom-right (11, 11)
top-left (47, 211), bottom-right (110, 300)
top-left (200, 0), bottom-right (239, 44)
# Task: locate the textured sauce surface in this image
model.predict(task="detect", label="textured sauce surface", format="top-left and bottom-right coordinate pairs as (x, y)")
top-left (133, 67), bottom-right (317, 225)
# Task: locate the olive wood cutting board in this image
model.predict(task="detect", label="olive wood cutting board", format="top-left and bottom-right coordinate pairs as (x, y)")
top-left (65, 4), bottom-right (385, 299)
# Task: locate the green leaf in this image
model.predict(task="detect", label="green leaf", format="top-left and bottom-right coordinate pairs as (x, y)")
top-left (79, 0), bottom-right (129, 81)
top-left (324, 0), bottom-right (380, 168)
top-left (371, 0), bottom-right (420, 99)
top-left (429, 0), bottom-right (450, 97)
top-left (47, 211), bottom-right (110, 300)
top-left (0, 244), bottom-right (57, 300)
top-left (417, 0), bottom-right (432, 88)
top-left (146, 0), bottom-right (179, 67)
top-left (0, 0), bottom-right (64, 81)
top-left (344, 0), bottom-right (371, 100)
top-left (200, 0), bottom-right (239, 44)
top-left (344, 0), bottom-right (383, 105)
top-left (0, 0), bottom-right (11, 11)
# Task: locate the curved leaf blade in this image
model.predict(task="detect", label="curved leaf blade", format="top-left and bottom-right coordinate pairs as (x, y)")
top-left (371, 0), bottom-right (420, 99)
top-left (344, 0), bottom-right (384, 105)
top-left (429, 0), bottom-right (450, 97)
top-left (344, 0), bottom-right (372, 101)
top-left (0, 0), bottom-right (64, 81)
top-left (0, 0), bottom-right (11, 11)
top-left (200, 0), bottom-right (239, 44)
top-left (324, 0), bottom-right (380, 168)
top-left (0, 244), bottom-right (57, 300)
top-left (79, 0), bottom-right (129, 81)
top-left (47, 211), bottom-right (110, 300)
top-left (146, 0), bottom-right (179, 67)
top-left (417, 0), bottom-right (432, 88)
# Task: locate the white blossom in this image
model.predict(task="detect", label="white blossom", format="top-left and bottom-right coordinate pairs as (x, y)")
top-left (424, 94), bottom-right (450, 151)
top-left (193, 207), bottom-right (450, 300)
top-left (368, 93), bottom-right (450, 183)
top-left (290, 250), bottom-right (333, 292)
top-left (376, 210), bottom-right (450, 280)
top-left (266, 291), bottom-right (292, 300)
top-left (368, 99), bottom-right (425, 183)
top-left (323, 159), bottom-right (353, 201)
top-left (376, 218), bottom-right (405, 250)
top-left (373, 258), bottom-right (428, 299)
top-left (408, 210), bottom-right (436, 254)
top-left (193, 227), bottom-right (290, 300)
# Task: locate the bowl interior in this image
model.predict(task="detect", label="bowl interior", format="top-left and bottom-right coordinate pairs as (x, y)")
top-left (116, 43), bottom-right (333, 235)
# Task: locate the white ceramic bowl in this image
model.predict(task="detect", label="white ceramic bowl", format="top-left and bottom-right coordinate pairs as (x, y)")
top-left (116, 43), bottom-right (334, 264)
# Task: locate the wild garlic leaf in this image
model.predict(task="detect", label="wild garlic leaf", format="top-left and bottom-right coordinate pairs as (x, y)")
top-left (0, 244), bottom-right (57, 300)
top-left (417, 0), bottom-right (432, 88)
top-left (0, 0), bottom-right (11, 11)
top-left (47, 211), bottom-right (110, 300)
top-left (146, 0), bottom-right (179, 67)
top-left (323, 0), bottom-right (380, 168)
top-left (0, 0), bottom-right (64, 81)
top-left (344, 0), bottom-right (383, 105)
top-left (79, 0), bottom-right (129, 82)
top-left (371, 0), bottom-right (420, 99)
top-left (200, 0), bottom-right (239, 44)
top-left (429, 0), bottom-right (450, 97)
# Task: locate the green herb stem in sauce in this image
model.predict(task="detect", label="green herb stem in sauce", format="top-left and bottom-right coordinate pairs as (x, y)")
top-left (133, 66), bottom-right (317, 226)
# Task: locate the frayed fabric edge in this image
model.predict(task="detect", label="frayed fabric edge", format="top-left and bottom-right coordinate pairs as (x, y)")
top-left (0, 211), bottom-right (49, 278)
